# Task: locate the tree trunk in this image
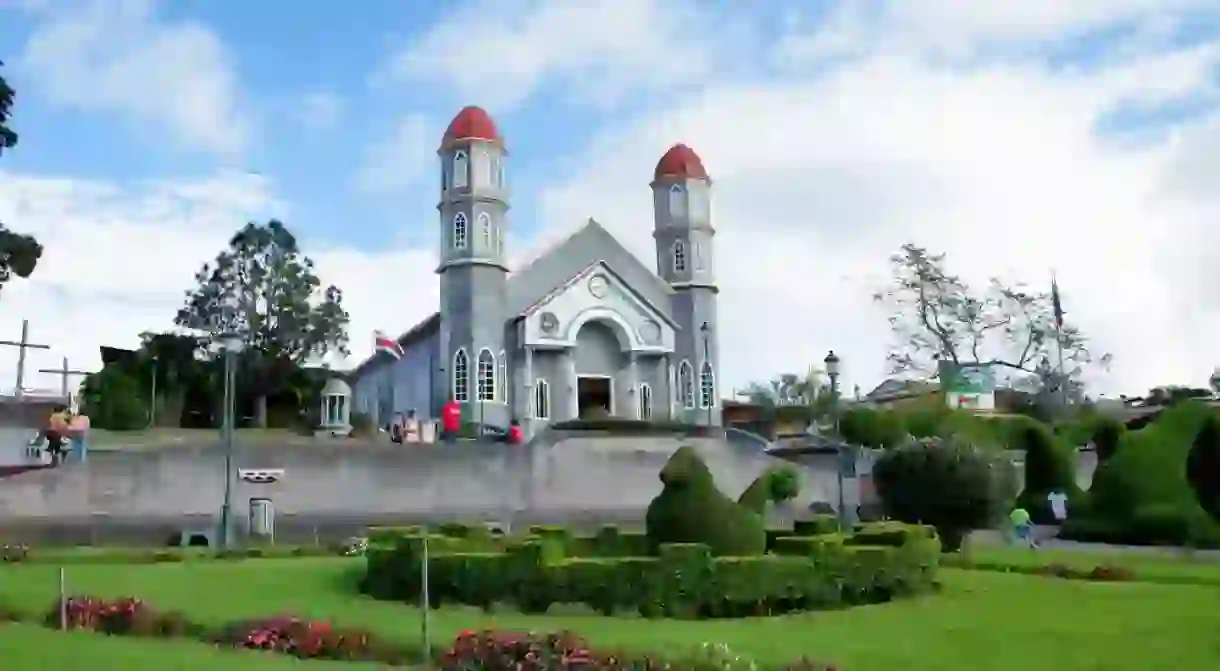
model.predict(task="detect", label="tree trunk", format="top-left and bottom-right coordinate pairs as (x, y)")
top-left (254, 394), bottom-right (268, 428)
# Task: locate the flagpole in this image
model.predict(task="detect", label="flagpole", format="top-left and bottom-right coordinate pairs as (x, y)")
top-left (1051, 270), bottom-right (1067, 409)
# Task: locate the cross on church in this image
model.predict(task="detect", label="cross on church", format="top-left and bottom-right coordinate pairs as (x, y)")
top-left (0, 319), bottom-right (51, 398)
top-left (39, 357), bottom-right (92, 401)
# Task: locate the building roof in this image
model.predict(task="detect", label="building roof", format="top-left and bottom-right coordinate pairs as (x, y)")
top-left (654, 143), bottom-right (708, 180)
top-left (506, 218), bottom-right (674, 320)
top-left (440, 105), bottom-right (502, 150)
top-left (864, 378), bottom-right (938, 403)
top-left (347, 312), bottom-right (441, 380)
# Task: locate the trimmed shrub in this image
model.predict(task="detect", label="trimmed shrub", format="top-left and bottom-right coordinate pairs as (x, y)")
top-left (1187, 415), bottom-right (1220, 524)
top-left (1063, 401), bottom-right (1220, 547)
top-left (645, 445), bottom-right (767, 556)
top-left (737, 465), bottom-right (801, 514)
top-left (1014, 420), bottom-right (1080, 523)
top-left (873, 437), bottom-right (1007, 551)
top-left (363, 522), bottom-right (939, 618)
top-left (1092, 417), bottom-right (1125, 463)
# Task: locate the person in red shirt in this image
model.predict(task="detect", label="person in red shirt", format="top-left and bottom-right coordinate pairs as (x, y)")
top-left (440, 399), bottom-right (461, 443)
top-left (507, 418), bottom-right (523, 445)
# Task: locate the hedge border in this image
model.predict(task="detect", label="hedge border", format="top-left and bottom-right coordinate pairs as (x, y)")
top-left (1, 542), bottom-right (362, 565)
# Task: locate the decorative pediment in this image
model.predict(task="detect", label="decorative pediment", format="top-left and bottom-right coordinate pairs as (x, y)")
top-left (520, 261), bottom-right (675, 353)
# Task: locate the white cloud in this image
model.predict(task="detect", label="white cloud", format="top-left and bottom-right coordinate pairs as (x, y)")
top-left (353, 114), bottom-right (435, 195)
top-left (17, 0), bottom-right (249, 155)
top-left (380, 0), bottom-right (721, 110)
top-left (0, 170), bottom-right (278, 394)
top-left (501, 1), bottom-right (1220, 397)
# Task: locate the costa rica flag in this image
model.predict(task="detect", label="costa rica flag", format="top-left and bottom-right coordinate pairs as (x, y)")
top-left (374, 330), bottom-right (404, 359)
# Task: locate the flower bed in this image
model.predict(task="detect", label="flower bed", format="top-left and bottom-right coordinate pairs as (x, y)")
top-left (8, 595), bottom-right (841, 669)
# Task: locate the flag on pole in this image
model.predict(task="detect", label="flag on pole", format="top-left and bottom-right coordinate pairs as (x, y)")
top-left (1051, 272), bottom-right (1064, 329)
top-left (374, 330), bottom-right (404, 359)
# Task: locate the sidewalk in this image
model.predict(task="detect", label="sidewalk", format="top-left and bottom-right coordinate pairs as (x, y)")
top-left (969, 526), bottom-right (1220, 559)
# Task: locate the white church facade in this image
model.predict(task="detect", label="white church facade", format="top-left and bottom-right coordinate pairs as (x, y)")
top-left (349, 106), bottom-right (721, 433)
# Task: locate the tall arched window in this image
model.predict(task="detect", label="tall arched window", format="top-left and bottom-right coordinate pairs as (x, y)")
top-left (453, 213), bottom-right (468, 249)
top-left (496, 227), bottom-right (504, 256)
top-left (474, 149), bottom-right (492, 186)
top-left (453, 151), bottom-right (469, 189)
top-left (700, 361), bottom-right (715, 409)
top-left (639, 383), bottom-right (652, 420)
top-left (534, 379), bottom-right (550, 419)
top-left (669, 183), bottom-right (686, 217)
top-left (478, 212), bottom-right (492, 250)
top-left (497, 350), bottom-right (507, 403)
top-left (453, 348), bottom-right (470, 402)
top-left (477, 349), bottom-right (496, 401)
top-left (694, 243), bottom-right (704, 271)
top-left (679, 360), bottom-right (695, 409)
top-left (673, 240), bottom-right (687, 273)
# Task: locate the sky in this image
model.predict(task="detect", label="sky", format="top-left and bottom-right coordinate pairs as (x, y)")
top-left (2, 0), bottom-right (1220, 400)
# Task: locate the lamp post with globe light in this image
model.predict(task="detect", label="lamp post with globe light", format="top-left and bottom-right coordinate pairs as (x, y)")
top-left (824, 350), bottom-right (846, 526)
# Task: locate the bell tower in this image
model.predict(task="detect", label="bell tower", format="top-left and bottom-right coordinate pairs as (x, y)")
top-left (652, 143), bottom-right (719, 425)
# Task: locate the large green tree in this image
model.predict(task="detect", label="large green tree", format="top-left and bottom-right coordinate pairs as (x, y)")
top-left (174, 220), bottom-right (350, 426)
top-left (0, 60), bottom-right (43, 297)
top-left (874, 244), bottom-right (1109, 397)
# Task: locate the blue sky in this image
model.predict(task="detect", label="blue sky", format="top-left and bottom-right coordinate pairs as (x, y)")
top-left (3, 0), bottom-right (1220, 398)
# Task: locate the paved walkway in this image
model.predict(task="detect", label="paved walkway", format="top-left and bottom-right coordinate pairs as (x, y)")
top-left (969, 526), bottom-right (1220, 559)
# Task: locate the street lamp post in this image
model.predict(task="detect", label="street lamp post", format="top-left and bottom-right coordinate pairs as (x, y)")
top-left (218, 332), bottom-right (243, 549)
top-left (147, 356), bottom-right (158, 429)
top-left (824, 350), bottom-right (845, 527)
top-left (700, 322), bottom-right (712, 428)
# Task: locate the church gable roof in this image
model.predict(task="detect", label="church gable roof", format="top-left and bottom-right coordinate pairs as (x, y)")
top-left (506, 219), bottom-right (673, 320)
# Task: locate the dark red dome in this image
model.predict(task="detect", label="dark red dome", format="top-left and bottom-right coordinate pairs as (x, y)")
top-left (654, 143), bottom-right (708, 180)
top-left (441, 106), bottom-right (502, 148)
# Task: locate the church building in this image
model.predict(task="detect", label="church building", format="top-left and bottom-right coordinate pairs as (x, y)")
top-left (349, 105), bottom-right (721, 433)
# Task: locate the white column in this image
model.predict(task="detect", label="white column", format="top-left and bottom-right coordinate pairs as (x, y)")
top-left (565, 348), bottom-right (579, 419)
top-left (627, 351), bottom-right (639, 419)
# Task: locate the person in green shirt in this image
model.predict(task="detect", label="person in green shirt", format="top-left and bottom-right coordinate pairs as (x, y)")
top-left (1009, 507), bottom-right (1036, 548)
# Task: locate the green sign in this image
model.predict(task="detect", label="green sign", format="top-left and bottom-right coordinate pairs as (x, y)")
top-left (939, 363), bottom-right (997, 394)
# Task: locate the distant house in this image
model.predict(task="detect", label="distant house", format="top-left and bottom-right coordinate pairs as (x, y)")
top-left (861, 379), bottom-right (940, 409)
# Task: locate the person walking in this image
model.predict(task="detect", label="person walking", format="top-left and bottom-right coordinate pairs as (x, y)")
top-left (44, 404), bottom-right (70, 466)
top-left (440, 398), bottom-right (461, 444)
top-left (1009, 506), bottom-right (1037, 549)
top-left (507, 418), bottom-right (524, 446)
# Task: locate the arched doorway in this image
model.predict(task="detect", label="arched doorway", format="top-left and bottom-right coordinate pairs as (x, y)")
top-left (572, 320), bottom-right (626, 418)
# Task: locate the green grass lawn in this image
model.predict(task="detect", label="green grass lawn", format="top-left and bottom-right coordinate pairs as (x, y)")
top-left (0, 623), bottom-right (384, 670)
top-left (2, 558), bottom-right (1217, 670)
top-left (958, 545), bottom-right (1220, 585)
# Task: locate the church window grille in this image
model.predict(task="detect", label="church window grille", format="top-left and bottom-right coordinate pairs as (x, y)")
top-left (453, 348), bottom-right (470, 402)
top-left (453, 151), bottom-right (469, 189)
top-left (479, 212), bottom-right (492, 250)
top-left (453, 213), bottom-right (468, 249)
top-left (679, 360), bottom-right (695, 409)
top-left (700, 362), bottom-right (715, 409)
top-left (694, 243), bottom-right (704, 271)
top-left (534, 379), bottom-right (550, 419)
top-left (477, 349), bottom-right (496, 401)
top-left (497, 350), bottom-right (507, 403)
top-left (639, 383), bottom-right (652, 420)
top-left (669, 184), bottom-right (686, 217)
top-left (673, 241), bottom-right (687, 273)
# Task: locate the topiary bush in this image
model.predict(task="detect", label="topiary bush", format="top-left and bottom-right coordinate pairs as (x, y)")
top-left (737, 465), bottom-right (801, 514)
top-left (645, 445), bottom-right (767, 556)
top-left (1187, 414), bottom-right (1220, 524)
top-left (1013, 419), bottom-right (1080, 523)
top-left (1092, 417), bottom-right (1125, 463)
top-left (1063, 401), bottom-right (1220, 547)
top-left (873, 437), bottom-right (1007, 551)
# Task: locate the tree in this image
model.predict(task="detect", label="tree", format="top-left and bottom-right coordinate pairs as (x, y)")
top-left (840, 406), bottom-right (908, 448)
top-left (873, 437), bottom-right (1008, 551)
top-left (174, 220), bottom-right (350, 426)
top-left (1091, 417), bottom-right (1125, 463)
top-left (0, 59), bottom-right (42, 297)
top-left (874, 244), bottom-right (1109, 391)
top-left (1187, 415), bottom-right (1220, 524)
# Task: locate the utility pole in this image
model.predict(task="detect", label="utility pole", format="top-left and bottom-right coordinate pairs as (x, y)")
top-left (38, 357), bottom-right (92, 401)
top-left (0, 319), bottom-right (51, 398)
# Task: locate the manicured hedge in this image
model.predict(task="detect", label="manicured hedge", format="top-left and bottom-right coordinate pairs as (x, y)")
top-left (363, 521), bottom-right (939, 619)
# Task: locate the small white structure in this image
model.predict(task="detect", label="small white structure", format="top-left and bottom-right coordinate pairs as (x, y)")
top-left (318, 377), bottom-right (352, 436)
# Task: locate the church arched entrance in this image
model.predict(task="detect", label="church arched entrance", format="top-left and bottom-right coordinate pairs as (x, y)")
top-left (572, 319), bottom-right (627, 418)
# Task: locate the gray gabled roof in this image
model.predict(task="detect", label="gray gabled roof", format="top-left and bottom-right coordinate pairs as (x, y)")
top-left (505, 218), bottom-right (674, 321)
